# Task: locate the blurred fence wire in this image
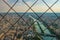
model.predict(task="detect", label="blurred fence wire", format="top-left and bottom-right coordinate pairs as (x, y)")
top-left (0, 0), bottom-right (60, 40)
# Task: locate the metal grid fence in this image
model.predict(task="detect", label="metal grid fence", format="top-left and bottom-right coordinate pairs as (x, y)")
top-left (0, 0), bottom-right (60, 40)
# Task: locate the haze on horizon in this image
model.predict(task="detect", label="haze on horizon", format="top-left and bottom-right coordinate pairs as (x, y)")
top-left (0, 0), bottom-right (60, 12)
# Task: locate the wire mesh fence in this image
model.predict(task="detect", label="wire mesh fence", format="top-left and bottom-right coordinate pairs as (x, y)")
top-left (0, 0), bottom-right (60, 40)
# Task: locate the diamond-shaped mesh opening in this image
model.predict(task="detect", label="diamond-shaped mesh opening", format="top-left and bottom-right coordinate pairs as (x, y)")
top-left (5, 10), bottom-right (20, 25)
top-left (40, 10), bottom-right (58, 26)
top-left (22, 10), bottom-right (40, 26)
top-left (32, 0), bottom-right (48, 12)
top-left (16, 18), bottom-right (29, 28)
top-left (13, 0), bottom-right (29, 12)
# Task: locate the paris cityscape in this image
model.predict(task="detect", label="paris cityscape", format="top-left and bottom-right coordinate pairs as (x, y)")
top-left (0, 0), bottom-right (60, 40)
